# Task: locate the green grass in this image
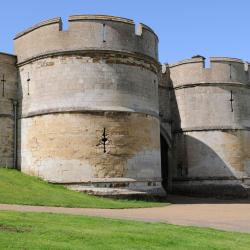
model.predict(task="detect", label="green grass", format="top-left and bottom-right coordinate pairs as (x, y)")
top-left (0, 211), bottom-right (249, 250)
top-left (0, 168), bottom-right (166, 208)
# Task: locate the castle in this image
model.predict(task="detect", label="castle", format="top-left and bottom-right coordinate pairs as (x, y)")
top-left (1, 15), bottom-right (250, 197)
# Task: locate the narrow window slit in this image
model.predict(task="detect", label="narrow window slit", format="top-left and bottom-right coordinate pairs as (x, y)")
top-left (27, 72), bottom-right (31, 96)
top-left (229, 90), bottom-right (234, 112)
top-left (102, 23), bottom-right (106, 43)
top-left (1, 74), bottom-right (6, 97)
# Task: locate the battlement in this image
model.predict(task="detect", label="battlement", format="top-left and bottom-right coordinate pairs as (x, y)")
top-left (14, 15), bottom-right (158, 63)
top-left (166, 56), bottom-right (250, 88)
top-left (14, 18), bottom-right (61, 39)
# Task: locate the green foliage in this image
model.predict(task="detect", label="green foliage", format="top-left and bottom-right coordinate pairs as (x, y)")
top-left (0, 168), bottom-right (166, 208)
top-left (0, 211), bottom-right (250, 250)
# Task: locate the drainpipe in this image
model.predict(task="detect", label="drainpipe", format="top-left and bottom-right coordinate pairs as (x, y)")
top-left (13, 100), bottom-right (18, 169)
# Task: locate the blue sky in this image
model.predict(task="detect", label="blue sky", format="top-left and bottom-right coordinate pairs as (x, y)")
top-left (1, 0), bottom-right (249, 63)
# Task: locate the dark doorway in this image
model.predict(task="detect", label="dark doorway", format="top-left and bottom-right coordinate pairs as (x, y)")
top-left (160, 134), bottom-right (168, 191)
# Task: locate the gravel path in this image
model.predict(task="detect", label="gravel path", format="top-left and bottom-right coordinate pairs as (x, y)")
top-left (1, 197), bottom-right (250, 233)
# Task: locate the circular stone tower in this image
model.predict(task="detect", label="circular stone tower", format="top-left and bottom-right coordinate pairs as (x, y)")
top-left (167, 56), bottom-right (250, 197)
top-left (0, 53), bottom-right (17, 168)
top-left (14, 15), bottom-right (163, 195)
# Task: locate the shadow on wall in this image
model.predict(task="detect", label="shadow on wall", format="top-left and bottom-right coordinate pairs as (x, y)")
top-left (17, 70), bottom-right (23, 172)
top-left (168, 77), bottom-right (181, 133)
top-left (167, 77), bottom-right (250, 197)
top-left (172, 134), bottom-right (249, 198)
top-left (168, 74), bottom-right (238, 178)
top-left (160, 133), bottom-right (168, 190)
top-left (159, 66), bottom-right (173, 192)
top-left (174, 134), bottom-right (237, 178)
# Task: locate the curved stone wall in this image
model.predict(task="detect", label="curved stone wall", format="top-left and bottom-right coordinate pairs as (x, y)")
top-left (18, 53), bottom-right (159, 118)
top-left (173, 130), bottom-right (250, 178)
top-left (172, 85), bottom-right (250, 131)
top-left (15, 15), bottom-right (162, 194)
top-left (170, 57), bottom-right (250, 131)
top-left (0, 53), bottom-right (17, 167)
top-left (14, 15), bottom-right (158, 63)
top-left (168, 56), bottom-right (250, 196)
top-left (170, 57), bottom-right (249, 85)
top-left (19, 112), bottom-right (161, 185)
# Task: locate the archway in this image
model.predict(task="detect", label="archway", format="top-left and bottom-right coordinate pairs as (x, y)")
top-left (160, 134), bottom-right (168, 191)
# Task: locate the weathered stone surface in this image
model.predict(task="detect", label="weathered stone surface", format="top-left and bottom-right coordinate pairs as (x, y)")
top-left (2, 14), bottom-right (250, 197)
top-left (12, 15), bottom-right (163, 194)
top-left (0, 53), bottom-right (17, 168)
top-left (173, 130), bottom-right (250, 178)
top-left (163, 56), bottom-right (250, 196)
top-left (14, 15), bottom-right (158, 63)
top-left (19, 112), bottom-right (161, 185)
top-left (17, 54), bottom-right (159, 118)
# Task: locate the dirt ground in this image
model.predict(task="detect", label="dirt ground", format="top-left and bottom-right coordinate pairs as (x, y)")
top-left (1, 195), bottom-right (250, 233)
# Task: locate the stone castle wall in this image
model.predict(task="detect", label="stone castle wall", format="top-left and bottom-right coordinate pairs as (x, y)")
top-left (0, 53), bottom-right (17, 168)
top-left (14, 15), bottom-right (158, 63)
top-left (166, 56), bottom-right (250, 196)
top-left (14, 15), bottom-right (163, 194)
top-left (1, 14), bottom-right (250, 197)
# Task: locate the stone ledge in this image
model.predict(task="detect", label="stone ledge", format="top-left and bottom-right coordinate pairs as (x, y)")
top-left (16, 49), bottom-right (160, 68)
top-left (69, 14), bottom-right (134, 25)
top-left (65, 184), bottom-right (166, 199)
top-left (173, 127), bottom-right (250, 133)
top-left (0, 52), bottom-right (16, 58)
top-left (19, 109), bottom-right (160, 120)
top-left (172, 81), bottom-right (250, 90)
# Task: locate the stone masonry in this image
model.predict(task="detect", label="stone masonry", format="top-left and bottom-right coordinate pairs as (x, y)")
top-left (0, 15), bottom-right (250, 197)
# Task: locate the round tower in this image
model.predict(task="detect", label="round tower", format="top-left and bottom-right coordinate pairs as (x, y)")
top-left (168, 56), bottom-right (250, 197)
top-left (14, 15), bottom-right (163, 195)
top-left (0, 53), bottom-right (17, 167)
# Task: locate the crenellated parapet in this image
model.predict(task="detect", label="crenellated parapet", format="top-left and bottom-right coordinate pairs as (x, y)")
top-left (167, 56), bottom-right (250, 88)
top-left (14, 15), bottom-right (158, 64)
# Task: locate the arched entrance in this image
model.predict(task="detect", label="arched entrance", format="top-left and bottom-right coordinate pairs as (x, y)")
top-left (160, 134), bottom-right (168, 191)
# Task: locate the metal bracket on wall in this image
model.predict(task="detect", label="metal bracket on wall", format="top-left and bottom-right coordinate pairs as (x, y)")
top-left (101, 128), bottom-right (108, 153)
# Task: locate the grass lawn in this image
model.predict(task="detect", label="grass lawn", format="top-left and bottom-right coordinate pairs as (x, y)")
top-left (0, 168), bottom-right (166, 208)
top-left (0, 211), bottom-right (249, 250)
